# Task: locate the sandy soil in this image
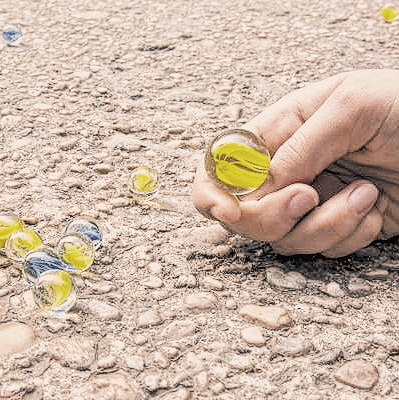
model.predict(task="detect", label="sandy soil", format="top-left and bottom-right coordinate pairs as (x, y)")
top-left (1, 0), bottom-right (399, 399)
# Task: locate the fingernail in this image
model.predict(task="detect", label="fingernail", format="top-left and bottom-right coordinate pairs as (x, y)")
top-left (348, 183), bottom-right (378, 213)
top-left (288, 192), bottom-right (317, 219)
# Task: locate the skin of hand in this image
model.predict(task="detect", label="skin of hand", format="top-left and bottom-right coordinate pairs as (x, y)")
top-left (193, 69), bottom-right (399, 257)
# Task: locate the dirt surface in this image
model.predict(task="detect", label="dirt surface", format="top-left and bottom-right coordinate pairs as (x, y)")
top-left (1, 0), bottom-right (399, 399)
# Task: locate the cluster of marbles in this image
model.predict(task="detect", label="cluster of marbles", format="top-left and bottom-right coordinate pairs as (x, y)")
top-left (0, 213), bottom-right (102, 315)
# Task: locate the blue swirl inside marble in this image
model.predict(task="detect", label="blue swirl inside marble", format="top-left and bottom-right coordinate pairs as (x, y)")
top-left (23, 248), bottom-right (78, 285)
top-left (67, 220), bottom-right (102, 249)
top-left (2, 25), bottom-right (22, 45)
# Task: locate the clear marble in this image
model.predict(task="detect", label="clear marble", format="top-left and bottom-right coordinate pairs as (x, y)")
top-left (56, 233), bottom-right (95, 271)
top-left (2, 25), bottom-right (23, 46)
top-left (205, 129), bottom-right (270, 195)
top-left (5, 228), bottom-right (42, 261)
top-left (23, 246), bottom-right (79, 286)
top-left (128, 166), bottom-right (159, 199)
top-left (32, 270), bottom-right (77, 314)
top-left (65, 218), bottom-right (102, 250)
top-left (0, 213), bottom-right (24, 249)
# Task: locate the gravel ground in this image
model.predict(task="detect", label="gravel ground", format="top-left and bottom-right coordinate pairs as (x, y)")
top-left (1, 0), bottom-right (399, 399)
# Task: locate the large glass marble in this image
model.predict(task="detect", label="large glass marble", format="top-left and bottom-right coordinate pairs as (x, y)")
top-left (2, 25), bottom-right (23, 46)
top-left (56, 234), bottom-right (95, 271)
top-left (128, 166), bottom-right (159, 199)
top-left (23, 247), bottom-right (79, 286)
top-left (65, 218), bottom-right (103, 250)
top-left (5, 228), bottom-right (42, 261)
top-left (32, 270), bottom-right (77, 314)
top-left (205, 129), bottom-right (271, 195)
top-left (0, 214), bottom-right (24, 249)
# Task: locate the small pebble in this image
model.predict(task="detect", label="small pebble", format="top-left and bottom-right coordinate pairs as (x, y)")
top-left (347, 278), bottom-right (373, 297)
top-left (49, 336), bottom-right (97, 370)
top-left (163, 319), bottom-right (198, 339)
top-left (320, 281), bottom-right (345, 297)
top-left (97, 355), bottom-right (116, 369)
top-left (137, 310), bottom-right (163, 327)
top-left (87, 299), bottom-right (121, 320)
top-left (147, 262), bottom-right (163, 275)
top-left (175, 274), bottom-right (197, 288)
top-left (94, 163), bottom-right (115, 173)
top-left (241, 326), bottom-right (266, 346)
top-left (201, 276), bottom-right (224, 290)
top-left (184, 292), bottom-right (218, 310)
top-left (126, 355), bottom-right (145, 371)
top-left (271, 337), bottom-right (314, 358)
top-left (0, 322), bottom-right (35, 358)
top-left (133, 333), bottom-right (148, 345)
top-left (141, 276), bottom-right (164, 289)
top-left (153, 351), bottom-right (170, 368)
top-left (266, 267), bottom-right (307, 290)
top-left (334, 359), bottom-right (379, 389)
top-left (239, 305), bottom-right (292, 330)
top-left (227, 354), bottom-right (254, 371)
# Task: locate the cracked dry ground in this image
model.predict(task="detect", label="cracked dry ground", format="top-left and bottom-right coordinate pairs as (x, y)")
top-left (1, 0), bottom-right (399, 399)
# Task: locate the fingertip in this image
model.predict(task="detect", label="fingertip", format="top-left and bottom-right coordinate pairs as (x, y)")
top-left (347, 181), bottom-right (379, 214)
top-left (210, 202), bottom-right (241, 225)
top-left (286, 183), bottom-right (319, 220)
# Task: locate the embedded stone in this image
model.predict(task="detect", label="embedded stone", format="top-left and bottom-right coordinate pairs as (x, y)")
top-left (334, 359), bottom-right (379, 389)
top-left (0, 322), bottom-right (35, 358)
top-left (184, 292), bottom-right (218, 309)
top-left (239, 305), bottom-right (292, 330)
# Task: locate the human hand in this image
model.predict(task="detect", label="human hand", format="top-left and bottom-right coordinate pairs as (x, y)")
top-left (193, 69), bottom-right (399, 257)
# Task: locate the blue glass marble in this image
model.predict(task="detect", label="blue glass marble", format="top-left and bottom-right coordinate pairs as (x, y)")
top-left (2, 25), bottom-right (23, 46)
top-left (65, 218), bottom-right (103, 250)
top-left (23, 247), bottom-right (79, 286)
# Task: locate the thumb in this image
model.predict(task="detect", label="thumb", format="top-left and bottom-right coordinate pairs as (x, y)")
top-left (259, 85), bottom-right (370, 193)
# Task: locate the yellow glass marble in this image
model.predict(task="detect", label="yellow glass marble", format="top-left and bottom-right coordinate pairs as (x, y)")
top-left (5, 228), bottom-right (42, 261)
top-left (381, 5), bottom-right (399, 21)
top-left (32, 270), bottom-right (77, 314)
top-left (0, 214), bottom-right (24, 249)
top-left (129, 166), bottom-right (159, 199)
top-left (205, 129), bottom-right (271, 195)
top-left (56, 234), bottom-right (95, 271)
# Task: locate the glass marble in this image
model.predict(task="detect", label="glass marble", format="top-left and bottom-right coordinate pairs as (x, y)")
top-left (65, 218), bottom-right (103, 250)
top-left (2, 24), bottom-right (23, 46)
top-left (32, 270), bottom-right (77, 314)
top-left (381, 5), bottom-right (399, 21)
top-left (0, 213), bottom-right (24, 249)
top-left (56, 234), bottom-right (95, 271)
top-left (5, 228), bottom-right (42, 261)
top-left (23, 246), bottom-right (79, 286)
top-left (205, 129), bottom-right (271, 196)
top-left (128, 166), bottom-right (159, 199)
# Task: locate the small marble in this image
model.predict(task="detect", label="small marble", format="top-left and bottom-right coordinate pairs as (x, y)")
top-left (65, 217), bottom-right (103, 250)
top-left (5, 228), bottom-right (42, 261)
top-left (2, 25), bottom-right (23, 46)
top-left (0, 213), bottom-right (24, 248)
top-left (57, 234), bottom-right (95, 271)
top-left (23, 247), bottom-right (79, 285)
top-left (32, 270), bottom-right (77, 314)
top-left (128, 166), bottom-right (159, 199)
